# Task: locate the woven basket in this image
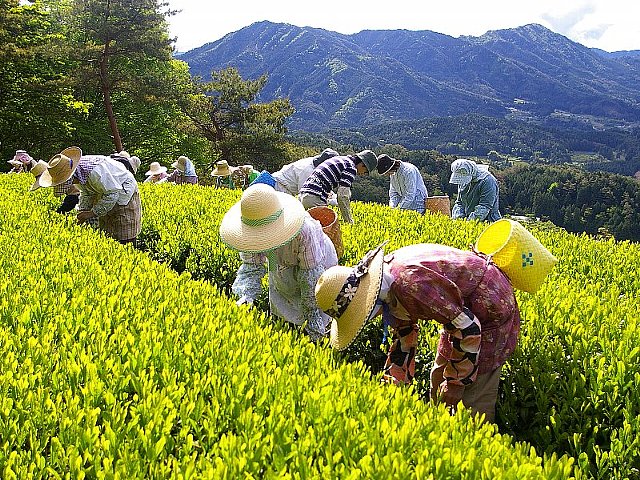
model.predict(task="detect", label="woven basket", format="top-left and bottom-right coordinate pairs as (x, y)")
top-left (425, 195), bottom-right (451, 216)
top-left (308, 206), bottom-right (344, 258)
top-left (475, 219), bottom-right (557, 293)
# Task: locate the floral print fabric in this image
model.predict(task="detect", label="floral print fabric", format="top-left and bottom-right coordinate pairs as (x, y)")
top-left (382, 243), bottom-right (520, 386)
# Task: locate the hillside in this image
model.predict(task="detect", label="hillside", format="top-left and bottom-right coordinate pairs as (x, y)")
top-left (178, 22), bottom-right (640, 132)
top-left (290, 114), bottom-right (640, 176)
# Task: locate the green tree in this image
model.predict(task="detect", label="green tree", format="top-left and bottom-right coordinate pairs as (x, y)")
top-left (0, 0), bottom-right (88, 164)
top-left (181, 66), bottom-right (294, 171)
top-left (66, 0), bottom-right (175, 152)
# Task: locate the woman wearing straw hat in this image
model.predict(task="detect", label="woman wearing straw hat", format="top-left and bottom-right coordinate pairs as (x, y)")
top-left (7, 150), bottom-right (35, 173)
top-left (299, 150), bottom-right (378, 224)
top-left (166, 155), bottom-right (198, 185)
top-left (315, 242), bottom-right (521, 423)
top-left (219, 183), bottom-right (339, 342)
top-left (28, 160), bottom-right (49, 191)
top-left (211, 160), bottom-right (237, 189)
top-left (449, 159), bottom-right (501, 222)
top-left (144, 162), bottom-right (169, 183)
top-left (376, 154), bottom-right (428, 214)
top-left (38, 146), bottom-right (142, 244)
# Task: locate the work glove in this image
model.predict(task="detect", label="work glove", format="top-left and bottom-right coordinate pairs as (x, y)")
top-left (235, 295), bottom-right (254, 307)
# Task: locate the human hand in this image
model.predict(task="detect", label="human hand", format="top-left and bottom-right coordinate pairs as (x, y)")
top-left (437, 381), bottom-right (465, 408)
top-left (76, 210), bottom-right (96, 224)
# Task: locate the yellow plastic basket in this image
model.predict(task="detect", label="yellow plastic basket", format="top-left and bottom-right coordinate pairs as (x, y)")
top-left (475, 219), bottom-right (557, 293)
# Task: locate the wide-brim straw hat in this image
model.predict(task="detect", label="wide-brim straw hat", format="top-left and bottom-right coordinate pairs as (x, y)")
top-left (146, 162), bottom-right (167, 176)
top-left (29, 160), bottom-right (49, 191)
top-left (219, 183), bottom-right (306, 253)
top-left (211, 160), bottom-right (235, 177)
top-left (38, 146), bottom-right (82, 188)
top-left (315, 243), bottom-right (386, 350)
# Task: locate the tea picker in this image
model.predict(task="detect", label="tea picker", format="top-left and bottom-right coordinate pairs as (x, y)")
top-left (219, 183), bottom-right (339, 342)
top-left (450, 158), bottom-right (501, 222)
top-left (315, 222), bottom-right (556, 422)
top-left (376, 154), bottom-right (428, 214)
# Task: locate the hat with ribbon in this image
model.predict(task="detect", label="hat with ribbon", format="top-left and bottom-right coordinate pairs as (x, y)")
top-left (38, 146), bottom-right (82, 188)
top-left (145, 161), bottom-right (167, 176)
top-left (29, 160), bottom-right (49, 191)
top-left (219, 183), bottom-right (306, 253)
top-left (376, 154), bottom-right (398, 175)
top-left (315, 242), bottom-right (387, 350)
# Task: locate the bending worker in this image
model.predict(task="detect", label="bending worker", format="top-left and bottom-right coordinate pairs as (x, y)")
top-left (449, 159), bottom-right (501, 222)
top-left (315, 242), bottom-right (520, 423)
top-left (376, 154), bottom-right (428, 214)
top-left (299, 150), bottom-right (377, 224)
top-left (219, 183), bottom-right (338, 342)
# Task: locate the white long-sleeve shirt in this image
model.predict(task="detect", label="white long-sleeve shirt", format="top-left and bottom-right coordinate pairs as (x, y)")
top-left (231, 214), bottom-right (338, 340)
top-left (77, 159), bottom-right (138, 217)
top-left (272, 157), bottom-right (316, 196)
top-left (389, 161), bottom-right (428, 213)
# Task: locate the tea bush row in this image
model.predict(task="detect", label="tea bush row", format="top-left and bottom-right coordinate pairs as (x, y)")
top-left (0, 175), bottom-right (575, 478)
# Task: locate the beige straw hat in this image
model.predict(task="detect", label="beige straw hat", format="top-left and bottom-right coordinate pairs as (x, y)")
top-left (219, 183), bottom-right (306, 253)
top-left (315, 243), bottom-right (386, 350)
top-left (145, 161), bottom-right (167, 176)
top-left (211, 160), bottom-right (235, 177)
top-left (29, 160), bottom-right (50, 191)
top-left (38, 146), bottom-right (82, 188)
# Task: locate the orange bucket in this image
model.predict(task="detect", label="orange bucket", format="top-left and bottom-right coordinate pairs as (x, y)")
top-left (425, 195), bottom-right (451, 216)
top-left (308, 206), bottom-right (344, 258)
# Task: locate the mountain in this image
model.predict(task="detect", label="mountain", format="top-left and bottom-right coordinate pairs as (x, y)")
top-left (178, 22), bottom-right (640, 132)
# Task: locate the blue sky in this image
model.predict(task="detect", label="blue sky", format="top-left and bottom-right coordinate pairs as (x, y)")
top-left (167, 0), bottom-right (640, 53)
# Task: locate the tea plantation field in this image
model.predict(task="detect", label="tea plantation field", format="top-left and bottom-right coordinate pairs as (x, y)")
top-left (2, 174), bottom-right (639, 479)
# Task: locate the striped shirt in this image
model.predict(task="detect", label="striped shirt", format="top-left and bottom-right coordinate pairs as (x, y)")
top-left (299, 156), bottom-right (357, 202)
